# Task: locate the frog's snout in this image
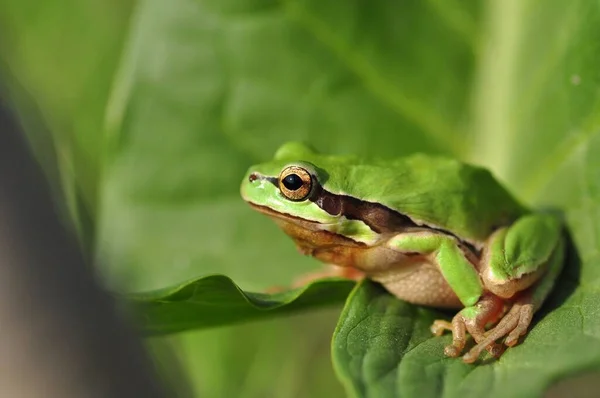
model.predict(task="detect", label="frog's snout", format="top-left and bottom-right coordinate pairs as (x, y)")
top-left (248, 172), bottom-right (259, 183)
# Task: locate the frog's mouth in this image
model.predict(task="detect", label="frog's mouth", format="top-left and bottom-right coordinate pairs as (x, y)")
top-left (247, 203), bottom-right (327, 229)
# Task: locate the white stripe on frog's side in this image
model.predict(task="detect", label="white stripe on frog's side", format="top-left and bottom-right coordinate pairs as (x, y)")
top-left (321, 216), bottom-right (382, 245)
top-left (246, 202), bottom-right (380, 245)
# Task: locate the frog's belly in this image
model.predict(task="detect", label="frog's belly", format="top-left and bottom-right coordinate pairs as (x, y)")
top-left (269, 216), bottom-right (463, 308)
top-left (307, 237), bottom-right (462, 308)
top-left (370, 263), bottom-right (462, 309)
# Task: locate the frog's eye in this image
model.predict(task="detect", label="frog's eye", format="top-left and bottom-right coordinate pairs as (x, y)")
top-left (278, 166), bottom-right (313, 201)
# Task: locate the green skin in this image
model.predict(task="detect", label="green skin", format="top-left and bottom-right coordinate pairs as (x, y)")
top-left (241, 142), bottom-right (565, 362)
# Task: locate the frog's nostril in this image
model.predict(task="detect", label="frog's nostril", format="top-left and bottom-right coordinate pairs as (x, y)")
top-left (249, 173), bottom-right (259, 182)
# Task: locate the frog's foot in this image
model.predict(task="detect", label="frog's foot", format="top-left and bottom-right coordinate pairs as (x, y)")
top-left (462, 296), bottom-right (534, 363)
top-left (292, 265), bottom-right (364, 288)
top-left (432, 294), bottom-right (505, 360)
top-left (430, 320), bottom-right (452, 336)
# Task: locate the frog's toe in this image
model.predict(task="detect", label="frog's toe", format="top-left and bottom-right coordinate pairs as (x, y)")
top-left (504, 303), bottom-right (534, 346)
top-left (462, 342), bottom-right (504, 363)
top-left (444, 344), bottom-right (462, 358)
top-left (430, 319), bottom-right (452, 336)
top-left (486, 342), bottom-right (505, 358)
top-left (432, 314), bottom-right (468, 357)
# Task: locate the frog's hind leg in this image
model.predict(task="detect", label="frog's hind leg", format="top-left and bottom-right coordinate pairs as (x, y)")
top-left (266, 265), bottom-right (364, 293)
top-left (462, 226), bottom-right (565, 363)
top-left (292, 264), bottom-right (364, 288)
top-left (480, 213), bottom-right (563, 300)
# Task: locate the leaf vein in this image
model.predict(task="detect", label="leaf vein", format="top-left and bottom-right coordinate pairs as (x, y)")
top-left (280, 0), bottom-right (463, 155)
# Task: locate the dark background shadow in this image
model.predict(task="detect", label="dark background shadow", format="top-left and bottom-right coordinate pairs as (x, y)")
top-left (0, 94), bottom-right (168, 397)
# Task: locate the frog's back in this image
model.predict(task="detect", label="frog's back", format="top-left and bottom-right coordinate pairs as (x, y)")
top-left (285, 147), bottom-right (527, 243)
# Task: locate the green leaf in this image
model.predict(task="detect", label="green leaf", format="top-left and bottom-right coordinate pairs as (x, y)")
top-left (333, 274), bottom-right (600, 398)
top-left (148, 307), bottom-right (347, 398)
top-left (332, 280), bottom-right (442, 398)
top-left (5, 0), bottom-right (600, 397)
top-left (128, 275), bottom-right (354, 335)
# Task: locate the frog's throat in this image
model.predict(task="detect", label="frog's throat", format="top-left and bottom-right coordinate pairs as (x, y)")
top-left (248, 202), bottom-right (369, 265)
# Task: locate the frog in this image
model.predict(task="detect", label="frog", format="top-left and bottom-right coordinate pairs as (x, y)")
top-left (240, 142), bottom-right (565, 363)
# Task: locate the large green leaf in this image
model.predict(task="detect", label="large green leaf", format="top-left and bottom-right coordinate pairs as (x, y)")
top-left (333, 275), bottom-right (600, 398)
top-left (147, 306), bottom-right (347, 398)
top-left (129, 275), bottom-right (354, 335)
top-left (3, 0), bottom-right (600, 397)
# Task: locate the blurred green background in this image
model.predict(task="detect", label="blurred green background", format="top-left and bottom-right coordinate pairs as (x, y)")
top-left (2, 0), bottom-right (600, 396)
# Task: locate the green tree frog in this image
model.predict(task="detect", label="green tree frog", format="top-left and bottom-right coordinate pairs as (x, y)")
top-left (240, 142), bottom-right (565, 363)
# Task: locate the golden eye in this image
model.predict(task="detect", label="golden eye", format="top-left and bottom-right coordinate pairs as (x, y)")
top-left (278, 166), bottom-right (312, 201)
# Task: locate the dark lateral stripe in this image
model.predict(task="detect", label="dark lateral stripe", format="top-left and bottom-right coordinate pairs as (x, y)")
top-left (265, 176), bottom-right (278, 186)
top-left (255, 172), bottom-right (479, 254)
top-left (309, 183), bottom-right (417, 234)
top-left (260, 172), bottom-right (424, 234)
top-left (311, 183), bottom-right (480, 255)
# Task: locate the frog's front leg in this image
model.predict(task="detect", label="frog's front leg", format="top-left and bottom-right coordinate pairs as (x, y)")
top-left (387, 231), bottom-right (502, 357)
top-left (431, 293), bottom-right (505, 358)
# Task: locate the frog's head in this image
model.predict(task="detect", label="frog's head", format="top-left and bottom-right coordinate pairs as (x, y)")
top-left (240, 142), bottom-right (380, 245)
top-left (240, 142), bottom-right (335, 224)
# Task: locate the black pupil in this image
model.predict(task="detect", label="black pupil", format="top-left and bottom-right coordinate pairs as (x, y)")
top-left (282, 174), bottom-right (304, 191)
